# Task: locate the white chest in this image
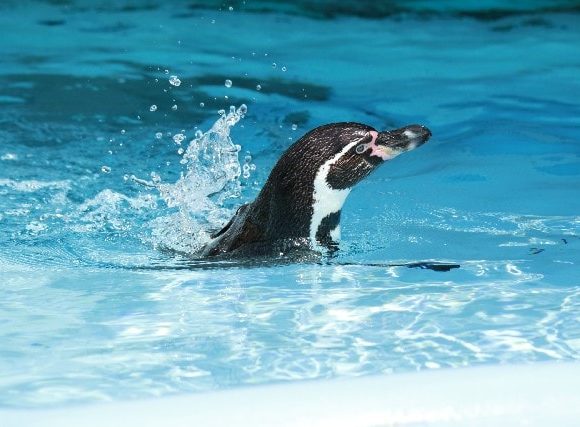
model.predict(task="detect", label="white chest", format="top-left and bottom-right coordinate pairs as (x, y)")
top-left (309, 140), bottom-right (358, 249)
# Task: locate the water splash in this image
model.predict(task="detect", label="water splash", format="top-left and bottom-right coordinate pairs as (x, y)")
top-left (147, 104), bottom-right (248, 255)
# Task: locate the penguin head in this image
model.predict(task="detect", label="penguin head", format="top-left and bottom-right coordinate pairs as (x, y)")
top-left (323, 123), bottom-right (431, 190)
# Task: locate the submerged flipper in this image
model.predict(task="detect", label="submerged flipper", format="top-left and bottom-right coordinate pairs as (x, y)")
top-left (336, 260), bottom-right (460, 272)
top-left (403, 262), bottom-right (460, 272)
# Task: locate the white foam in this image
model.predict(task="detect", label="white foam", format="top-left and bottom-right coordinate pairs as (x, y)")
top-left (330, 225), bottom-right (341, 242)
top-left (0, 179), bottom-right (70, 192)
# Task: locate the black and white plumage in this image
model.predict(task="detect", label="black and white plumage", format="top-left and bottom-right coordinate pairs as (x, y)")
top-left (201, 122), bottom-right (431, 258)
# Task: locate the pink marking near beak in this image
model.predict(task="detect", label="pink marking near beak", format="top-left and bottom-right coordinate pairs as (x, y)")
top-left (366, 130), bottom-right (393, 160)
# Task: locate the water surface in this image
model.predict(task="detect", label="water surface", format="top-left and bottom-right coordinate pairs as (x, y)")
top-left (1, 0), bottom-right (579, 408)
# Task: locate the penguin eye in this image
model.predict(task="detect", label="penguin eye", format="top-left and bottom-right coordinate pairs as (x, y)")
top-left (355, 143), bottom-right (368, 154)
top-left (354, 133), bottom-right (372, 155)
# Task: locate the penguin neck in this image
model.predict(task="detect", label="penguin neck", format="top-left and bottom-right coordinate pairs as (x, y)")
top-left (309, 140), bottom-right (358, 251)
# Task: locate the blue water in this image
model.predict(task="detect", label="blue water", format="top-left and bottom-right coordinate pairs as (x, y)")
top-left (1, 0), bottom-right (580, 408)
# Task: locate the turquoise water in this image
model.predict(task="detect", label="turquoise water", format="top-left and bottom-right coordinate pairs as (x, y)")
top-left (1, 0), bottom-right (579, 408)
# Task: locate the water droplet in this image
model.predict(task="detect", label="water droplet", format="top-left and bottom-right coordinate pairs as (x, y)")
top-left (195, 130), bottom-right (203, 139)
top-left (291, 123), bottom-right (298, 131)
top-left (256, 84), bottom-right (262, 91)
top-left (164, 69), bottom-right (169, 74)
top-left (228, 6), bottom-right (233, 11)
top-left (1, 153), bottom-right (17, 161)
top-left (177, 148), bottom-right (184, 155)
top-left (123, 174), bottom-right (129, 181)
top-left (150, 104), bottom-right (157, 112)
top-left (173, 133), bottom-right (186, 144)
top-left (282, 66), bottom-right (287, 72)
top-left (199, 102), bottom-right (205, 107)
top-left (250, 164), bottom-right (256, 171)
top-left (218, 109), bottom-right (226, 116)
top-left (101, 166), bottom-right (111, 173)
top-left (120, 129), bottom-right (126, 134)
top-left (211, 19), bottom-right (215, 24)
top-left (272, 62), bottom-right (277, 68)
top-left (169, 75), bottom-right (181, 86)
top-left (242, 171), bottom-right (250, 179)
top-left (224, 79), bottom-right (232, 88)
top-left (238, 104), bottom-right (248, 115)
top-left (244, 154), bottom-right (252, 162)
top-left (155, 132), bottom-right (163, 139)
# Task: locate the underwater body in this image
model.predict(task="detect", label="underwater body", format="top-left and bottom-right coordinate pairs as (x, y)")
top-left (1, 0), bottom-right (580, 408)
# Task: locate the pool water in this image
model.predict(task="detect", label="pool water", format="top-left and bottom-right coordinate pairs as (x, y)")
top-left (1, 0), bottom-right (579, 408)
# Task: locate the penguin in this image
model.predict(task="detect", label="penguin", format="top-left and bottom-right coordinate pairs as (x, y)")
top-left (201, 122), bottom-right (431, 258)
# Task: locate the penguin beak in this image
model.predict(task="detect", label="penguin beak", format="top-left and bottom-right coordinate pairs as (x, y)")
top-left (378, 124), bottom-right (431, 152)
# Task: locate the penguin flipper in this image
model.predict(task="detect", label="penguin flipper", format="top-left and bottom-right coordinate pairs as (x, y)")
top-left (210, 203), bottom-right (250, 239)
